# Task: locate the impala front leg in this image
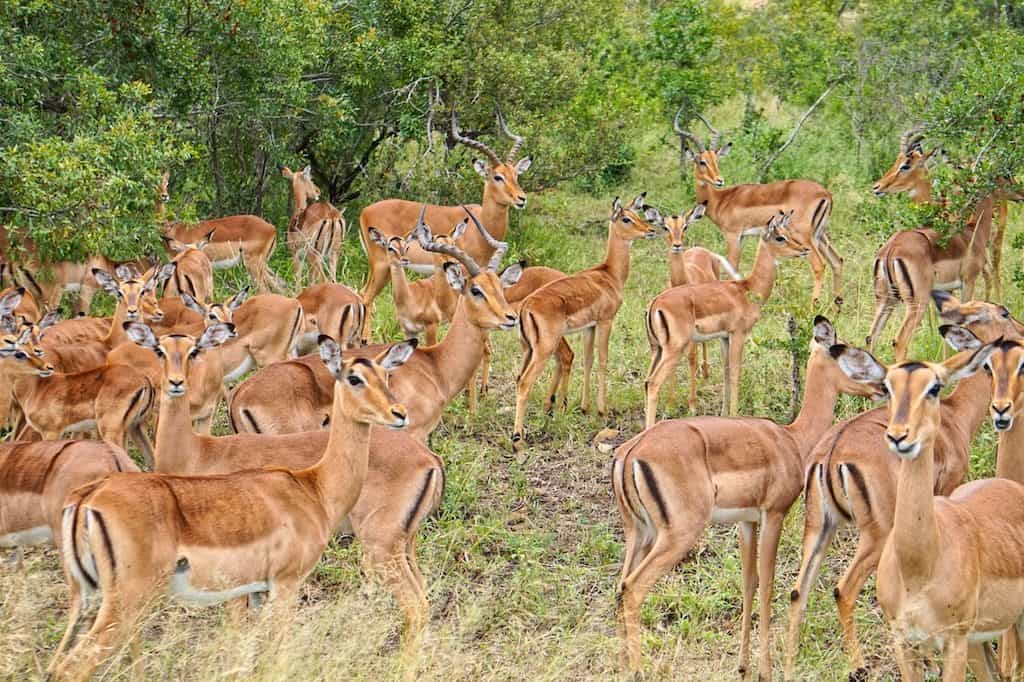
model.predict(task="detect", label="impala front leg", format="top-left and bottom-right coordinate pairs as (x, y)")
top-left (738, 521), bottom-right (758, 679)
top-left (580, 327), bottom-right (595, 415)
top-left (756, 511), bottom-right (785, 680)
top-left (596, 320), bottom-right (612, 416)
top-left (726, 332), bottom-right (746, 416)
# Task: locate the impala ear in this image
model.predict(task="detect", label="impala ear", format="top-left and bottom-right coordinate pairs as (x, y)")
top-left (367, 227), bottom-right (388, 249)
top-left (945, 341), bottom-right (999, 383)
top-left (197, 322), bottom-right (235, 351)
top-left (812, 315), bottom-right (836, 349)
top-left (180, 293), bottom-right (205, 315)
top-left (279, 165), bottom-right (293, 179)
top-left (931, 290), bottom-right (966, 321)
top-left (443, 261), bottom-right (465, 292)
top-left (197, 229), bottom-right (216, 249)
top-left (644, 206), bottom-right (665, 227)
top-left (92, 268), bottom-right (120, 294)
top-left (500, 261), bottom-right (525, 288)
top-left (114, 263), bottom-right (136, 280)
top-left (831, 344), bottom-right (887, 384)
top-left (301, 165), bottom-right (312, 180)
top-left (317, 334), bottom-right (342, 374)
top-left (164, 237), bottom-right (186, 254)
top-left (717, 142), bottom-right (732, 158)
top-left (450, 219), bottom-right (468, 241)
top-left (227, 286), bottom-right (249, 311)
top-left (38, 310), bottom-right (61, 331)
top-left (0, 314), bottom-right (18, 335)
top-left (473, 159), bottom-right (489, 178)
top-left (0, 288), bottom-right (23, 318)
top-left (145, 263), bottom-right (176, 292)
top-left (684, 148), bottom-right (698, 163)
top-left (515, 156), bottom-right (532, 174)
top-left (378, 338), bottom-right (418, 371)
top-left (123, 322), bottom-right (159, 351)
top-left (628, 192), bottom-right (647, 211)
top-left (688, 202), bottom-right (707, 223)
top-left (939, 324), bottom-right (982, 352)
top-left (611, 196), bottom-right (623, 220)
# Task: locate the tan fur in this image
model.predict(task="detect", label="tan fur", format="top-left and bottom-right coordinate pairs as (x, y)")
top-left (295, 282), bottom-right (364, 352)
top-left (280, 165), bottom-right (345, 284)
top-left (644, 212), bottom-right (808, 424)
top-left (162, 233), bottom-right (215, 303)
top-left (615, 319), bottom-right (883, 677)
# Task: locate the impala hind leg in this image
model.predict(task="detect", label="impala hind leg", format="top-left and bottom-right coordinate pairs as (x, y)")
top-left (700, 341), bottom-right (710, 379)
top-left (893, 637), bottom-right (925, 682)
top-left (991, 200), bottom-right (1008, 301)
top-left (835, 528), bottom-right (885, 677)
top-left (643, 339), bottom-right (685, 429)
top-left (362, 539), bottom-right (429, 663)
top-left (725, 233), bottom-right (742, 270)
top-left (513, 316), bottom-right (557, 452)
top-left (738, 522), bottom-right (758, 678)
top-left (892, 298), bottom-right (927, 362)
top-left (755, 511), bottom-right (785, 680)
top-left (819, 235), bottom-right (845, 309)
top-left (807, 247), bottom-right (827, 308)
top-left (544, 339), bottom-right (573, 413)
top-left (358, 262), bottom-right (391, 345)
top-left (687, 343), bottom-right (699, 413)
top-left (725, 332), bottom-right (746, 416)
top-left (580, 327), bottom-right (596, 415)
top-left (968, 642), bottom-right (999, 682)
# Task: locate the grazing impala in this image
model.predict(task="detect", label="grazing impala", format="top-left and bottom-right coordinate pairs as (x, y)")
top-left (644, 211), bottom-right (807, 424)
top-left (615, 317), bottom-right (884, 678)
top-left (783, 311), bottom-right (1018, 681)
top-left (513, 195), bottom-right (660, 452)
top-left (124, 322), bottom-right (441, 655)
top-left (832, 337), bottom-right (1024, 681)
top-left (280, 164), bottom-right (345, 284)
top-left (867, 126), bottom-right (995, 359)
top-left (673, 109), bottom-right (843, 307)
top-left (368, 208), bottom-right (465, 345)
top-left (229, 212), bottom-right (520, 440)
top-left (48, 330), bottom-right (412, 681)
top-left (659, 202), bottom-right (740, 412)
top-left (157, 170), bottom-right (285, 292)
top-left (357, 108), bottom-right (530, 343)
top-left (161, 230), bottom-right (215, 303)
top-left (296, 282), bottom-right (364, 352)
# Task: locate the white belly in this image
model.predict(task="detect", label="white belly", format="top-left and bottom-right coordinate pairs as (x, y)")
top-left (169, 565), bottom-right (269, 606)
top-left (565, 321), bottom-right (597, 335)
top-left (711, 506), bottom-right (759, 524)
top-left (969, 629), bottom-right (1007, 643)
top-left (693, 330), bottom-right (728, 342)
top-left (222, 354), bottom-right (256, 383)
top-left (64, 282), bottom-right (83, 292)
top-left (63, 419), bottom-right (97, 434)
top-left (211, 254), bottom-right (243, 270)
top-left (933, 279), bottom-right (963, 292)
top-left (0, 525), bottom-right (53, 547)
top-left (405, 263), bottom-right (435, 276)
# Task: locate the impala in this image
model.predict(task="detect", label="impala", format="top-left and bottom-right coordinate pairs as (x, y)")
top-left (513, 195), bottom-right (660, 452)
top-left (783, 311), bottom-right (1018, 680)
top-left (229, 212), bottom-right (520, 441)
top-left (644, 211), bottom-right (807, 424)
top-left (280, 164), bottom-right (345, 284)
top-left (295, 282), bottom-right (364, 352)
top-left (368, 206), bottom-right (464, 345)
top-left (213, 293), bottom-right (304, 383)
top-left (48, 330), bottom-right (412, 681)
top-left (157, 170), bottom-right (285, 293)
top-left (162, 230), bottom-right (215, 303)
top-left (0, 439), bottom-right (138, 571)
top-left (125, 321), bottom-right (441, 656)
top-left (659, 202), bottom-right (740, 412)
top-left (673, 109), bottom-right (843, 307)
top-left (867, 126), bottom-right (995, 359)
top-left (357, 108), bottom-right (530, 343)
top-left (833, 337), bottom-right (1024, 681)
top-left (614, 316), bottom-right (884, 678)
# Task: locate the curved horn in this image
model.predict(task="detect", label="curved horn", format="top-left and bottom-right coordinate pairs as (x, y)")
top-left (451, 108), bottom-right (501, 167)
top-left (496, 107), bottom-right (524, 163)
top-left (673, 106), bottom-right (706, 153)
top-left (461, 206), bottom-right (508, 271)
top-left (417, 220), bottom-right (481, 277)
top-left (900, 124), bottom-right (927, 153)
top-left (694, 113), bottom-right (721, 151)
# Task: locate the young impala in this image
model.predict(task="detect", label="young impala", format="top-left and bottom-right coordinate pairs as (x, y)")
top-left (644, 211), bottom-right (807, 424)
top-left (673, 108), bottom-right (843, 307)
top-left (162, 230), bottom-right (215, 303)
top-left (48, 331), bottom-right (412, 681)
top-left (867, 126), bottom-right (995, 359)
top-left (280, 164), bottom-right (345, 284)
top-left (833, 338), bottom-right (1024, 681)
top-left (513, 194), bottom-right (660, 452)
top-left (357, 108), bottom-right (530, 343)
top-left (615, 317), bottom-right (884, 678)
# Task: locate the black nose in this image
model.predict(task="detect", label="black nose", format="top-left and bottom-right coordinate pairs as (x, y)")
top-left (886, 433), bottom-right (907, 447)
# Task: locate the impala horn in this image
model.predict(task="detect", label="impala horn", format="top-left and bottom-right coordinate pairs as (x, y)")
top-left (496, 107), bottom-right (525, 163)
top-left (673, 106), bottom-right (706, 153)
top-left (417, 211), bottom-right (482, 277)
top-left (460, 206), bottom-right (508, 271)
top-left (900, 124), bottom-right (927, 154)
top-left (451, 108), bottom-right (502, 167)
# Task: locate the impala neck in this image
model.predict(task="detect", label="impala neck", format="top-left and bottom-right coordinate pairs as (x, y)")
top-left (668, 252), bottom-right (688, 287)
top-left (480, 185), bottom-right (511, 241)
top-left (154, 390), bottom-right (200, 474)
top-left (430, 267), bottom-right (458, 312)
top-left (744, 240), bottom-right (778, 302)
top-left (908, 176), bottom-right (933, 204)
top-left (389, 261), bottom-right (411, 306)
top-left (299, 382), bottom-right (373, 525)
top-left (998, 426), bottom-right (1024, 482)
top-left (428, 298), bottom-right (487, 398)
top-left (103, 302), bottom-right (133, 347)
top-left (603, 227), bottom-right (634, 286)
top-left (892, 438), bottom-right (941, 590)
top-left (943, 372), bottom-right (991, 447)
top-left (289, 187), bottom-right (308, 220)
top-left (786, 353), bottom-right (845, 461)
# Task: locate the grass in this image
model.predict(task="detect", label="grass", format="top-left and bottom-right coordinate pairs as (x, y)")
top-left (0, 97), bottom-right (1017, 680)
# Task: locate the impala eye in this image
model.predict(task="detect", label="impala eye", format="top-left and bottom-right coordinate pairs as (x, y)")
top-left (899, 163), bottom-right (912, 172)
top-left (470, 286), bottom-right (484, 298)
top-left (699, 160), bottom-right (708, 166)
top-left (622, 217), bottom-right (632, 224)
top-left (927, 383), bottom-right (942, 398)
top-left (494, 175), bottom-right (504, 183)
top-left (13, 351), bottom-right (26, 360)
top-left (347, 374), bottom-right (363, 387)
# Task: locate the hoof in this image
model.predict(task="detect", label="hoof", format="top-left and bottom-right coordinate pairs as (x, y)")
top-left (848, 667), bottom-right (869, 682)
top-left (833, 295), bottom-right (844, 310)
top-left (511, 432), bottom-right (523, 453)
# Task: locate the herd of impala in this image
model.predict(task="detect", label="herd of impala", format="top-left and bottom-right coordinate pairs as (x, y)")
top-left (0, 106), bottom-right (1022, 681)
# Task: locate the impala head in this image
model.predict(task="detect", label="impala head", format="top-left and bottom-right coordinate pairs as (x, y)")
top-left (664, 202), bottom-right (708, 253)
top-left (157, 171), bottom-right (170, 204)
top-left (181, 288), bottom-right (248, 326)
top-left (452, 108), bottom-right (531, 209)
top-left (94, 263), bottom-right (175, 322)
top-left (610, 194), bottom-right (662, 242)
top-left (674, 107), bottom-right (732, 189)
top-left (279, 164), bottom-right (321, 205)
top-left (318, 335), bottom-right (413, 429)
top-left (368, 206), bottom-right (467, 269)
top-left (872, 125), bottom-right (942, 197)
top-left (932, 290), bottom-right (1024, 343)
top-left (14, 309), bottom-right (60, 359)
top-left (833, 340), bottom-right (996, 458)
top-left (126, 321), bottom-right (236, 398)
top-left (419, 209), bottom-right (519, 331)
top-left (163, 230), bottom-right (215, 256)
top-left (939, 323), bottom-right (1024, 432)
top-left (809, 316), bottom-right (887, 400)
top-left (762, 210), bottom-right (808, 258)
top-left (0, 326), bottom-right (54, 377)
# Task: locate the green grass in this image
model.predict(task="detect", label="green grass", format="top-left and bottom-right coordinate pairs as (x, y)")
top-left (1, 97), bottom-right (1018, 680)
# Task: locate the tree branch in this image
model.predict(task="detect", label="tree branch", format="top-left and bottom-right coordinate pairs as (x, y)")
top-left (758, 77), bottom-right (845, 182)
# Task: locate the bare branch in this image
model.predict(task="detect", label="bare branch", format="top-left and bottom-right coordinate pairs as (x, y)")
top-left (759, 77), bottom-right (845, 182)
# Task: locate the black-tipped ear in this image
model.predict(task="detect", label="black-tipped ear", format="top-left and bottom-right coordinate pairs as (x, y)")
top-left (829, 344), bottom-right (847, 359)
top-left (939, 324), bottom-right (982, 352)
top-left (931, 290), bottom-right (953, 311)
top-left (812, 316), bottom-right (836, 347)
